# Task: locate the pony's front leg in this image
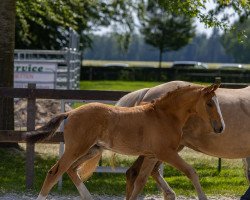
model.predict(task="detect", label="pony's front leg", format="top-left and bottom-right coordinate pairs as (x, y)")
top-left (161, 152), bottom-right (208, 200)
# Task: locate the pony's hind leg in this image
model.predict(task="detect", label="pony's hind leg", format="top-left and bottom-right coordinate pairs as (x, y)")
top-left (36, 151), bottom-right (79, 200)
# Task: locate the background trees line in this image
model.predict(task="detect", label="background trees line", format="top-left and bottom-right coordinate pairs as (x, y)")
top-left (84, 30), bottom-right (234, 63)
top-left (84, 17), bottom-right (250, 64)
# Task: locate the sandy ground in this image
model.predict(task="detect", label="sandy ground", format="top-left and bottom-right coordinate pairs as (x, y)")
top-left (0, 193), bottom-right (239, 200)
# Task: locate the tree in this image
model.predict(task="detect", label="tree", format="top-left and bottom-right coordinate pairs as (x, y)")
top-left (158, 0), bottom-right (250, 31)
top-left (15, 0), bottom-right (136, 50)
top-left (140, 1), bottom-right (195, 68)
top-left (221, 18), bottom-right (250, 63)
top-left (0, 0), bottom-right (18, 148)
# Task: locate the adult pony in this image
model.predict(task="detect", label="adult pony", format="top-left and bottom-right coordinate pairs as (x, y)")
top-left (115, 81), bottom-right (250, 200)
top-left (24, 83), bottom-right (223, 200)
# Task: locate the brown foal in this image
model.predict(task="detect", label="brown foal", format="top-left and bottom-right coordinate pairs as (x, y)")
top-left (24, 83), bottom-right (223, 200)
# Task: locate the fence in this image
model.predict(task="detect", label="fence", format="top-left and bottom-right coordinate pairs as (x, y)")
top-left (81, 66), bottom-right (250, 83)
top-left (0, 82), bottom-right (248, 189)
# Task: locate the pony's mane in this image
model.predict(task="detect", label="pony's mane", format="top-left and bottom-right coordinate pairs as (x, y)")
top-left (153, 85), bottom-right (202, 107)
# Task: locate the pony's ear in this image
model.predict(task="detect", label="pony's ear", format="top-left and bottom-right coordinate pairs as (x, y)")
top-left (202, 83), bottom-right (220, 95)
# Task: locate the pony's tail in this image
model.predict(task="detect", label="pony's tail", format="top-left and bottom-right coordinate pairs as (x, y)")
top-left (115, 88), bottom-right (150, 107)
top-left (78, 152), bottom-right (102, 181)
top-left (23, 113), bottom-right (69, 143)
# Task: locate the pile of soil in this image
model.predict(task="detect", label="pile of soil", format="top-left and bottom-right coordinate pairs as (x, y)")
top-left (14, 99), bottom-right (72, 129)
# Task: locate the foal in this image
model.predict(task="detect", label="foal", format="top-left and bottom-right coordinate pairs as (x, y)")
top-left (24, 84), bottom-right (223, 200)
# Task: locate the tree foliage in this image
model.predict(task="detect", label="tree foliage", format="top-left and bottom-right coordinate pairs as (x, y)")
top-left (221, 18), bottom-right (250, 63)
top-left (140, 1), bottom-right (195, 67)
top-left (158, 0), bottom-right (250, 30)
top-left (15, 0), bottom-right (250, 50)
top-left (15, 0), bottom-right (136, 49)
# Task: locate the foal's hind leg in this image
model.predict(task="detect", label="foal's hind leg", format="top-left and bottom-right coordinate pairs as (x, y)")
top-left (67, 146), bottom-right (103, 200)
top-left (128, 157), bottom-right (158, 200)
top-left (161, 152), bottom-right (208, 200)
top-left (36, 151), bottom-right (77, 200)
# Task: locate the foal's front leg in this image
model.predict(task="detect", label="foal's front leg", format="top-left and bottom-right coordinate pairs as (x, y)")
top-left (151, 161), bottom-right (176, 200)
top-left (128, 157), bottom-right (158, 200)
top-left (126, 156), bottom-right (176, 200)
top-left (160, 152), bottom-right (208, 200)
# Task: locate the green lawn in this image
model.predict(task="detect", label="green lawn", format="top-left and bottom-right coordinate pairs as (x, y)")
top-left (0, 147), bottom-right (247, 197)
top-left (80, 80), bottom-right (163, 91)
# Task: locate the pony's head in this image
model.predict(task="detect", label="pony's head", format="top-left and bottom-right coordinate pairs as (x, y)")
top-left (197, 83), bottom-right (225, 134)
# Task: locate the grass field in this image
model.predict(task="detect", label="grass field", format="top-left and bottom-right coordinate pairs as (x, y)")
top-left (80, 80), bottom-right (163, 91)
top-left (0, 80), bottom-right (248, 197)
top-left (83, 59), bottom-right (250, 69)
top-left (0, 146), bottom-right (247, 197)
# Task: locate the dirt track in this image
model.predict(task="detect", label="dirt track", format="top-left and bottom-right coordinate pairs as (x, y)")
top-left (0, 193), bottom-right (239, 200)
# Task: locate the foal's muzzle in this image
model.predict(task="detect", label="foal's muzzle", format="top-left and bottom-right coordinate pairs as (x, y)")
top-left (212, 120), bottom-right (224, 134)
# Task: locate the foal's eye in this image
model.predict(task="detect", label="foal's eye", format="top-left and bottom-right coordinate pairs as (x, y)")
top-left (206, 102), bottom-right (213, 107)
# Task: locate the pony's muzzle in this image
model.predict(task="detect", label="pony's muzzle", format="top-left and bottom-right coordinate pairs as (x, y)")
top-left (212, 120), bottom-right (224, 134)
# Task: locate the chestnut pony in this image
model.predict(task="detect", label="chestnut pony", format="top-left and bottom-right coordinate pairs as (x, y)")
top-left (24, 83), bottom-right (223, 200)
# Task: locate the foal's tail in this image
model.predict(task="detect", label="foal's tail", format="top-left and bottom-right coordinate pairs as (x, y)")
top-left (115, 88), bottom-right (150, 107)
top-left (23, 113), bottom-right (69, 143)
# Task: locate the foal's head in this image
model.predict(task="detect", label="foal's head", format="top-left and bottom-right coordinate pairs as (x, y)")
top-left (196, 83), bottom-right (225, 134)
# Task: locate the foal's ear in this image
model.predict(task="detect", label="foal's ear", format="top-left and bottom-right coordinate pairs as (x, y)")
top-left (202, 83), bottom-right (220, 94)
top-left (138, 101), bottom-right (149, 106)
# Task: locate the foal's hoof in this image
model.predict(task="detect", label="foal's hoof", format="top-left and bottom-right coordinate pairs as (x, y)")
top-left (163, 193), bottom-right (176, 200)
top-left (198, 197), bottom-right (208, 200)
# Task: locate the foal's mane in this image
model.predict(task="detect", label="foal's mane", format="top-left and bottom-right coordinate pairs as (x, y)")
top-left (153, 85), bottom-right (202, 107)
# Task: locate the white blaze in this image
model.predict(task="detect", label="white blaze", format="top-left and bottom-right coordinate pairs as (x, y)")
top-left (212, 96), bottom-right (225, 132)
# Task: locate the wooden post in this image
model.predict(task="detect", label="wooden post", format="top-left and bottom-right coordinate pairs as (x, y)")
top-left (218, 158), bottom-right (222, 173)
top-left (26, 83), bottom-right (36, 189)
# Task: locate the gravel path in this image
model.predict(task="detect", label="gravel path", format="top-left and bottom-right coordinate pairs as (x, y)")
top-left (0, 193), bottom-right (239, 200)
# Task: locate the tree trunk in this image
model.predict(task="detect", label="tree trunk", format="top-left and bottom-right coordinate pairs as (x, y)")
top-left (0, 0), bottom-right (18, 148)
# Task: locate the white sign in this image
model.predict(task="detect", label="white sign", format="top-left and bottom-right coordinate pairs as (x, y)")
top-left (14, 62), bottom-right (57, 89)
